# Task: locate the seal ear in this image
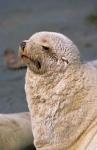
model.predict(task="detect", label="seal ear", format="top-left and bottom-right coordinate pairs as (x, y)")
top-left (61, 56), bottom-right (69, 65)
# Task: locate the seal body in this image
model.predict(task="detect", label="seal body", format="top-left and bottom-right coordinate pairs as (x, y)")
top-left (20, 31), bottom-right (97, 150)
top-left (25, 64), bottom-right (97, 150)
top-left (0, 112), bottom-right (35, 150)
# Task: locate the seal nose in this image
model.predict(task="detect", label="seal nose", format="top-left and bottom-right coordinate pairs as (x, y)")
top-left (20, 41), bottom-right (26, 51)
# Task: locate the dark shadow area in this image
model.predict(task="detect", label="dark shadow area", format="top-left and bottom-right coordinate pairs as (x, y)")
top-left (23, 144), bottom-right (36, 150)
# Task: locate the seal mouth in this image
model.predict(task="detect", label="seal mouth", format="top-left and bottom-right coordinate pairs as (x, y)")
top-left (21, 54), bottom-right (32, 61)
top-left (21, 54), bottom-right (41, 69)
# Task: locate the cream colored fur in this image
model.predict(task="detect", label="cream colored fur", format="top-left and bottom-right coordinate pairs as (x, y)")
top-left (20, 32), bottom-right (97, 150)
top-left (0, 112), bottom-right (34, 150)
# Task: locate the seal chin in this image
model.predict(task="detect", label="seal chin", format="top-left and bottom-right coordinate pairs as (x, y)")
top-left (29, 66), bottom-right (46, 75)
top-left (34, 59), bottom-right (42, 70)
top-left (30, 60), bottom-right (47, 75)
top-left (21, 55), bottom-right (45, 74)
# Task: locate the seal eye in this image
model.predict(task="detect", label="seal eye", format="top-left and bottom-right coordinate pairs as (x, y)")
top-left (42, 46), bottom-right (50, 51)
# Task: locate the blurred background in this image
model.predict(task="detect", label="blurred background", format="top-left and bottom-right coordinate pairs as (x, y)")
top-left (0, 0), bottom-right (97, 113)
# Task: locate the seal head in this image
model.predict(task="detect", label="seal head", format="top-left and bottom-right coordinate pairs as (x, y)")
top-left (19, 32), bottom-right (80, 74)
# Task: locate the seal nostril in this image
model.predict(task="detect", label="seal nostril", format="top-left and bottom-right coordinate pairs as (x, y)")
top-left (20, 41), bottom-right (26, 51)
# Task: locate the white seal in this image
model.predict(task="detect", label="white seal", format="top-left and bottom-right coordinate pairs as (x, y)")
top-left (20, 31), bottom-right (97, 150)
top-left (0, 112), bottom-right (35, 150)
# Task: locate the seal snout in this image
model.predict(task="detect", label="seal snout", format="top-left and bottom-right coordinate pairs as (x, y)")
top-left (20, 41), bottom-right (26, 51)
